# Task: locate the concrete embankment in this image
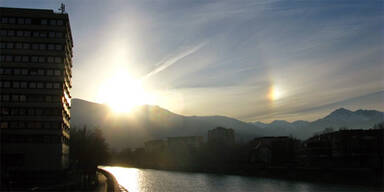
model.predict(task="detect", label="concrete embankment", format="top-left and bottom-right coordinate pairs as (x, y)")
top-left (97, 168), bottom-right (127, 192)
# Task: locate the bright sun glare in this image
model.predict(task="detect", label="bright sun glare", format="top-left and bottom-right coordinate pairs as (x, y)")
top-left (268, 85), bottom-right (283, 101)
top-left (97, 71), bottom-right (155, 113)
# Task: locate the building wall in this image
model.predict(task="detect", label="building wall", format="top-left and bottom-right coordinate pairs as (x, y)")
top-left (208, 127), bottom-right (235, 145)
top-left (302, 129), bottom-right (384, 168)
top-left (167, 136), bottom-right (203, 150)
top-left (0, 7), bottom-right (73, 171)
top-left (144, 139), bottom-right (167, 153)
top-left (249, 136), bottom-right (300, 166)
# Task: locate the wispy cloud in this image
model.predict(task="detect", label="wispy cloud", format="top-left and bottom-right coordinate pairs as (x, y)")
top-left (143, 42), bottom-right (207, 80)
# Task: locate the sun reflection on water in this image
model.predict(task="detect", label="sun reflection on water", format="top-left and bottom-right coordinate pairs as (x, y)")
top-left (100, 166), bottom-right (140, 192)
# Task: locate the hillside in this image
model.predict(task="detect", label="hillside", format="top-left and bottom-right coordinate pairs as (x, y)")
top-left (71, 99), bottom-right (384, 150)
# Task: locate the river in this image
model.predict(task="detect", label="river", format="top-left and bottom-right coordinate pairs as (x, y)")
top-left (100, 166), bottom-right (382, 192)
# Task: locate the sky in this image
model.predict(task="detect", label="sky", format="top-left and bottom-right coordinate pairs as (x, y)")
top-left (2, 0), bottom-right (383, 122)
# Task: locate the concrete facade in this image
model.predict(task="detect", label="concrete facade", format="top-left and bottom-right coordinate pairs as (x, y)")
top-left (0, 7), bottom-right (73, 171)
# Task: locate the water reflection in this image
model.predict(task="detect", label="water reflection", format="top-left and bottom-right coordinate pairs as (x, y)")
top-left (100, 166), bottom-right (382, 192)
top-left (101, 166), bottom-right (140, 192)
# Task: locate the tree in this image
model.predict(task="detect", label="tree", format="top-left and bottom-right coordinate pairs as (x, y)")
top-left (70, 126), bottom-right (110, 169)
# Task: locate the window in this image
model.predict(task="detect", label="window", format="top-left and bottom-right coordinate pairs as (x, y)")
top-left (19, 122), bottom-right (26, 128)
top-left (13, 82), bottom-right (20, 88)
top-left (12, 95), bottom-right (19, 102)
top-left (38, 69), bottom-right (44, 76)
top-left (4, 69), bottom-right (11, 75)
top-left (15, 43), bottom-right (22, 49)
top-left (14, 69), bottom-right (21, 75)
top-left (31, 56), bottom-right (38, 63)
top-left (54, 57), bottom-right (62, 63)
top-left (37, 82), bottom-right (44, 89)
top-left (7, 30), bottom-right (14, 36)
top-left (54, 83), bottom-right (60, 89)
top-left (0, 42), bottom-right (5, 49)
top-left (20, 82), bottom-right (27, 88)
top-left (23, 43), bottom-right (30, 49)
top-left (32, 44), bottom-right (39, 50)
top-left (1, 17), bottom-right (8, 24)
top-left (47, 57), bottom-right (54, 63)
top-left (38, 56), bottom-right (45, 63)
top-left (55, 70), bottom-right (61, 76)
top-left (6, 56), bottom-right (13, 62)
top-left (29, 82), bottom-right (36, 88)
top-left (55, 44), bottom-right (62, 50)
top-left (9, 18), bottom-right (16, 24)
top-left (28, 122), bottom-right (34, 128)
top-left (0, 56), bottom-right (4, 62)
top-left (39, 44), bottom-right (46, 50)
top-left (1, 108), bottom-right (9, 116)
top-left (17, 18), bottom-right (25, 24)
top-left (22, 56), bottom-right (29, 62)
top-left (47, 70), bottom-right (53, 76)
top-left (2, 95), bottom-right (10, 101)
top-left (43, 122), bottom-right (50, 129)
top-left (4, 82), bottom-right (11, 88)
top-left (49, 32), bottom-right (55, 38)
top-left (21, 69), bottom-right (28, 75)
top-left (46, 83), bottom-right (53, 88)
top-left (24, 31), bottom-right (31, 37)
top-left (41, 19), bottom-right (47, 25)
top-left (6, 43), bottom-right (14, 49)
top-left (0, 30), bottom-right (6, 36)
top-left (33, 31), bottom-right (39, 37)
top-left (20, 95), bottom-right (26, 102)
top-left (45, 96), bottom-right (52, 102)
top-left (15, 56), bottom-right (22, 62)
top-left (19, 109), bottom-right (26, 115)
top-left (0, 122), bottom-right (8, 129)
top-left (39, 32), bottom-right (47, 38)
top-left (25, 18), bottom-right (32, 24)
top-left (57, 20), bottom-right (64, 25)
top-left (36, 109), bottom-right (43, 115)
top-left (11, 109), bottom-right (18, 116)
top-left (10, 122), bottom-right (18, 129)
top-left (17, 31), bottom-right (23, 36)
top-left (56, 32), bottom-right (63, 38)
top-left (50, 19), bottom-right (57, 25)
top-left (48, 44), bottom-right (55, 50)
top-left (30, 69), bottom-right (38, 75)
top-left (28, 109), bottom-right (35, 116)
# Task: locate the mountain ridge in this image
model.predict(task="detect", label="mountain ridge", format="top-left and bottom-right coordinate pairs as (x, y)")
top-left (70, 99), bottom-right (384, 150)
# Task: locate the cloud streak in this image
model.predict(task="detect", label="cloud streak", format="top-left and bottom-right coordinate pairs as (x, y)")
top-left (143, 41), bottom-right (207, 80)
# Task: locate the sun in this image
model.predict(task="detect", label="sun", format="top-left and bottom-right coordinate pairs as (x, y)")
top-left (97, 71), bottom-right (155, 113)
top-left (268, 85), bottom-right (283, 101)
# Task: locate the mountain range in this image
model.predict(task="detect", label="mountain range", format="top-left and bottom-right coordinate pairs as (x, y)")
top-left (70, 99), bottom-right (384, 150)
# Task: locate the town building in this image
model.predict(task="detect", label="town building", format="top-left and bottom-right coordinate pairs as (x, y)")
top-left (302, 129), bottom-right (384, 169)
top-left (249, 136), bottom-right (300, 166)
top-left (167, 136), bottom-right (203, 151)
top-left (0, 7), bottom-right (73, 173)
top-left (208, 127), bottom-right (235, 145)
top-left (144, 139), bottom-right (167, 153)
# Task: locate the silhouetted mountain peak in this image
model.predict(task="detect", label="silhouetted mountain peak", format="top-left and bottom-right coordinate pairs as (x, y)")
top-left (324, 108), bottom-right (354, 120)
top-left (332, 108), bottom-right (352, 115)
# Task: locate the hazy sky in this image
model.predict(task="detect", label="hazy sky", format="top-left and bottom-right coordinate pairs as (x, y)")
top-left (2, 0), bottom-right (383, 122)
